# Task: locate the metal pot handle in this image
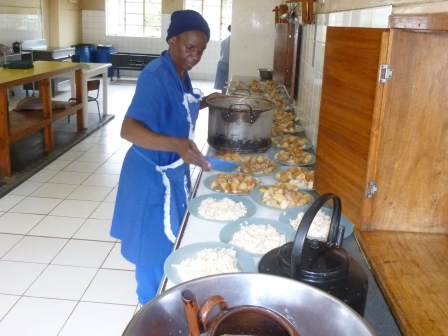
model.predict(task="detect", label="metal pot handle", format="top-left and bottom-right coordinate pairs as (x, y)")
top-left (232, 88), bottom-right (251, 96)
top-left (290, 193), bottom-right (342, 279)
top-left (198, 295), bottom-right (229, 331)
top-left (228, 103), bottom-right (255, 123)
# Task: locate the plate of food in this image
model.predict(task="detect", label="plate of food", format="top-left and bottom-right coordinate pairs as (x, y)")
top-left (187, 193), bottom-right (257, 222)
top-left (219, 217), bottom-right (296, 257)
top-left (273, 166), bottom-right (314, 190)
top-left (273, 110), bottom-right (297, 123)
top-left (278, 205), bottom-right (354, 241)
top-left (237, 155), bottom-right (280, 176)
top-left (164, 241), bottom-right (257, 285)
top-left (250, 183), bottom-right (314, 211)
top-left (267, 148), bottom-right (315, 166)
top-left (202, 173), bottom-right (262, 195)
top-left (271, 135), bottom-right (312, 150)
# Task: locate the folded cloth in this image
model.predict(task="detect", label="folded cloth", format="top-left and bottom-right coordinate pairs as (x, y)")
top-left (2, 60), bottom-right (34, 69)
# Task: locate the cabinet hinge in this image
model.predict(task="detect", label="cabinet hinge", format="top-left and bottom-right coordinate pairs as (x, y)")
top-left (378, 64), bottom-right (393, 83)
top-left (365, 182), bottom-right (378, 198)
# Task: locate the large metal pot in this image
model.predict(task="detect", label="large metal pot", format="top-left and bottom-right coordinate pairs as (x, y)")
top-left (207, 95), bottom-right (275, 153)
top-left (123, 273), bottom-right (376, 336)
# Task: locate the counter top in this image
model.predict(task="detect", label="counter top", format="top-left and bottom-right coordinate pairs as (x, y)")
top-left (356, 230), bottom-right (448, 336)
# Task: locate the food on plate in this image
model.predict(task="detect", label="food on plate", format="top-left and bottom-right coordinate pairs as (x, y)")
top-left (272, 120), bottom-right (300, 136)
top-left (173, 247), bottom-right (239, 282)
top-left (259, 183), bottom-right (312, 209)
top-left (289, 209), bottom-right (331, 239)
top-left (275, 149), bottom-right (313, 165)
top-left (197, 197), bottom-right (247, 220)
top-left (274, 167), bottom-right (314, 189)
top-left (220, 153), bottom-right (278, 175)
top-left (272, 134), bottom-right (308, 149)
top-left (229, 223), bottom-right (286, 254)
top-left (209, 173), bottom-right (261, 194)
top-left (273, 110), bottom-right (297, 123)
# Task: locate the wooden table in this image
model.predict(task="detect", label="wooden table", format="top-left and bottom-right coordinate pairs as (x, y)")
top-left (0, 61), bottom-right (83, 177)
top-left (68, 62), bottom-right (112, 127)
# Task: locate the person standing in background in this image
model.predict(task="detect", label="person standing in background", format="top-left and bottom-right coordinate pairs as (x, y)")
top-left (110, 10), bottom-right (222, 307)
top-left (214, 25), bottom-right (231, 93)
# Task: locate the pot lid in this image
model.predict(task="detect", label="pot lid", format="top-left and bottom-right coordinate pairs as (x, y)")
top-left (207, 95), bottom-right (275, 112)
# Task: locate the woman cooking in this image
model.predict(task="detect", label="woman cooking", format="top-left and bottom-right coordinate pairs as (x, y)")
top-left (110, 10), bottom-right (222, 307)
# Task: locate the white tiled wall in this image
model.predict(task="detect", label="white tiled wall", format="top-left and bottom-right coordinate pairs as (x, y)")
top-left (0, 14), bottom-right (43, 49)
top-left (82, 10), bottom-right (221, 81)
top-left (295, 6), bottom-right (392, 147)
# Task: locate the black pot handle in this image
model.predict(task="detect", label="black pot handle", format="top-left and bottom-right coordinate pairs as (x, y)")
top-left (290, 193), bottom-right (342, 279)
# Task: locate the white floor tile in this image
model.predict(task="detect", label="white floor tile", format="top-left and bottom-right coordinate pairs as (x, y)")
top-left (27, 216), bottom-right (85, 238)
top-left (94, 162), bottom-right (122, 175)
top-left (0, 213), bottom-right (45, 234)
top-left (97, 137), bottom-right (126, 146)
top-left (76, 152), bottom-right (112, 163)
top-left (51, 240), bottom-right (114, 268)
top-left (67, 185), bottom-right (113, 202)
top-left (72, 218), bottom-right (115, 242)
top-left (25, 265), bottom-right (98, 300)
top-left (0, 234), bottom-right (24, 258)
top-left (47, 171), bottom-right (91, 185)
top-left (0, 261), bottom-right (46, 295)
top-left (2, 236), bottom-right (68, 263)
top-left (58, 302), bottom-right (135, 336)
top-left (70, 143), bottom-right (95, 152)
top-left (0, 212), bottom-right (3, 217)
top-left (0, 294), bottom-right (20, 320)
top-left (8, 181), bottom-right (43, 196)
top-left (8, 197), bottom-right (63, 215)
top-left (49, 199), bottom-right (101, 218)
top-left (87, 143), bottom-right (122, 154)
top-left (62, 161), bottom-right (103, 173)
top-left (82, 173), bottom-right (120, 188)
top-left (0, 195), bottom-right (25, 212)
top-left (81, 269), bottom-right (137, 305)
top-left (27, 169), bottom-right (59, 183)
top-left (0, 297), bottom-right (77, 336)
top-left (44, 159), bottom-right (73, 171)
top-left (115, 143), bottom-right (132, 155)
top-left (30, 183), bottom-right (78, 199)
top-left (89, 202), bottom-right (115, 220)
top-left (106, 153), bottom-right (126, 164)
top-left (78, 136), bottom-right (104, 145)
top-left (102, 243), bottom-right (135, 271)
top-left (58, 150), bottom-right (84, 161)
top-left (104, 187), bottom-right (118, 203)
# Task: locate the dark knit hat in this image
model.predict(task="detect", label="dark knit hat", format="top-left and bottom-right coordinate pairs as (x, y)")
top-left (166, 10), bottom-right (210, 42)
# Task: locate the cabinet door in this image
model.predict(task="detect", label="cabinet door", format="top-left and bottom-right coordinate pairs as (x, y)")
top-left (314, 27), bottom-right (388, 230)
top-left (370, 29), bottom-right (448, 234)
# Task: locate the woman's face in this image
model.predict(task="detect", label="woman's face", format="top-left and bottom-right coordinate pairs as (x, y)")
top-left (168, 30), bottom-right (208, 76)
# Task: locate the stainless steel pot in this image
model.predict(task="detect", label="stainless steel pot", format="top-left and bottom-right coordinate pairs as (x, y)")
top-left (123, 273), bottom-right (376, 336)
top-left (207, 96), bottom-right (275, 153)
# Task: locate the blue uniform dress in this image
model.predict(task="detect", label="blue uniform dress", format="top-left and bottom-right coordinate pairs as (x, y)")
top-left (110, 50), bottom-right (203, 304)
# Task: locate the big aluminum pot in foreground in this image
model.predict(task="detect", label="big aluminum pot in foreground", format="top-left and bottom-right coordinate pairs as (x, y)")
top-left (122, 273), bottom-right (376, 336)
top-left (207, 95), bottom-right (275, 153)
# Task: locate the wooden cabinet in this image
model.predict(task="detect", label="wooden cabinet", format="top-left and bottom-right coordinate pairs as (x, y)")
top-left (273, 22), bottom-right (301, 99)
top-left (314, 26), bottom-right (448, 234)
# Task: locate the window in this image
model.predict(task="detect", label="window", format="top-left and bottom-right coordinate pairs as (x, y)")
top-left (106, 0), bottom-right (162, 37)
top-left (184, 0), bottom-right (232, 41)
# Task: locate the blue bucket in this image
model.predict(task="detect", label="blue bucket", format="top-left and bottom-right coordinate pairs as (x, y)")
top-left (74, 44), bottom-right (96, 63)
top-left (96, 44), bottom-right (115, 77)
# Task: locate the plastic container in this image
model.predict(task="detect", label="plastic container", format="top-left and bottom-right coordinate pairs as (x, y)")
top-left (74, 44), bottom-right (96, 63)
top-left (96, 44), bottom-right (115, 77)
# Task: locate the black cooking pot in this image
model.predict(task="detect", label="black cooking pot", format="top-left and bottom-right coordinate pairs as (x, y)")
top-left (258, 193), bottom-right (368, 316)
top-left (12, 41), bottom-right (21, 53)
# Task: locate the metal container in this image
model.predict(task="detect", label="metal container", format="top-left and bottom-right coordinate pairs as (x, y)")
top-left (207, 95), bottom-right (275, 153)
top-left (123, 273), bottom-right (376, 336)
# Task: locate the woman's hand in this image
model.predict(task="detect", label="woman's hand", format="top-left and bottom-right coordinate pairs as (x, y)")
top-left (176, 138), bottom-right (211, 171)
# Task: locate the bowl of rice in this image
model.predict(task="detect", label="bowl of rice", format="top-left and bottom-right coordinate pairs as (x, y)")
top-left (278, 205), bottom-right (354, 241)
top-left (164, 241), bottom-right (256, 285)
top-left (219, 217), bottom-right (296, 257)
top-left (187, 193), bottom-right (257, 222)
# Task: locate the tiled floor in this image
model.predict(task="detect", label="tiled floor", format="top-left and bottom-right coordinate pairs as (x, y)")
top-left (0, 78), bottom-right (215, 335)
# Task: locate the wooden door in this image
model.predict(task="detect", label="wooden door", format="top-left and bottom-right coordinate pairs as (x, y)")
top-left (369, 29), bottom-right (448, 234)
top-left (314, 27), bottom-right (388, 229)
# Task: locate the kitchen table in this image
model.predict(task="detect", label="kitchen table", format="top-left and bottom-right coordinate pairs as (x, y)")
top-left (0, 61), bottom-right (83, 177)
top-left (68, 62), bottom-right (112, 127)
